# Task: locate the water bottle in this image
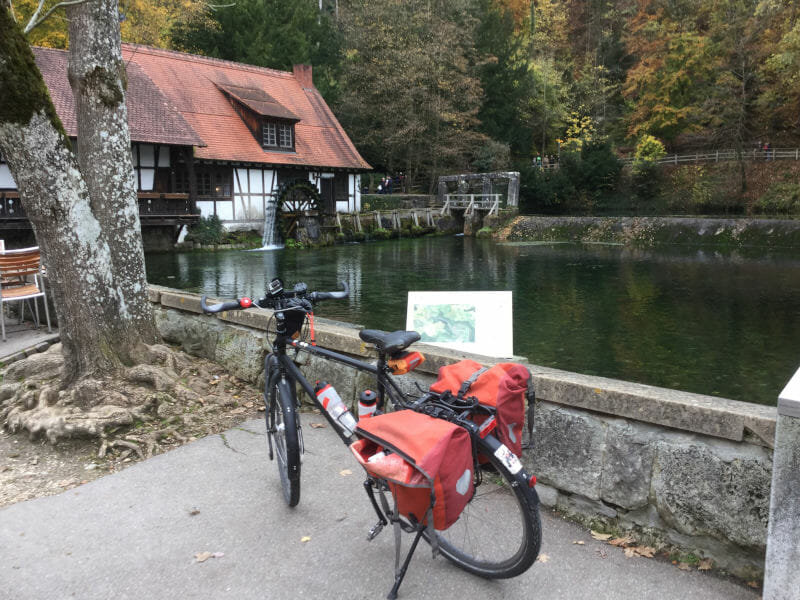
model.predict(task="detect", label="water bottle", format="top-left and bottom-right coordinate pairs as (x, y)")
top-left (358, 389), bottom-right (378, 420)
top-left (314, 381), bottom-right (357, 436)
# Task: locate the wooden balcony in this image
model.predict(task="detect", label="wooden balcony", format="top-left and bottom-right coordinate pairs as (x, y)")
top-left (0, 191), bottom-right (200, 229)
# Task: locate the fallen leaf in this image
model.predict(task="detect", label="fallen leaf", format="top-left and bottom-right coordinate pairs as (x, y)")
top-left (678, 562), bottom-right (692, 571)
top-left (572, 541), bottom-right (585, 545)
top-left (301, 536), bottom-right (311, 543)
top-left (537, 553), bottom-right (550, 563)
top-left (609, 535), bottom-right (634, 547)
top-left (310, 423), bottom-right (326, 429)
top-left (194, 551), bottom-right (224, 563)
top-left (257, 405), bottom-right (265, 412)
top-left (188, 508), bottom-right (200, 516)
top-left (634, 546), bottom-right (656, 558)
top-left (590, 531), bottom-right (613, 541)
top-left (209, 380), bottom-right (220, 386)
top-left (698, 558), bottom-right (713, 571)
top-left (595, 549), bottom-right (608, 559)
top-left (340, 469), bottom-right (353, 476)
top-left (625, 546), bottom-right (656, 558)
top-left (746, 581), bottom-right (758, 589)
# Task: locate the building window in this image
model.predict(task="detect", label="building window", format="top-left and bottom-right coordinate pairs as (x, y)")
top-left (279, 123), bottom-right (293, 148)
top-left (263, 123), bottom-right (277, 147)
top-left (261, 120), bottom-right (295, 151)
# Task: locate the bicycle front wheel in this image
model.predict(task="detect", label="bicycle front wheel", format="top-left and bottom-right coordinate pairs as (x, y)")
top-left (430, 440), bottom-right (542, 579)
top-left (267, 374), bottom-right (301, 507)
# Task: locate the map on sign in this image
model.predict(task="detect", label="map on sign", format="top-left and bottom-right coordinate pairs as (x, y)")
top-left (406, 291), bottom-right (513, 358)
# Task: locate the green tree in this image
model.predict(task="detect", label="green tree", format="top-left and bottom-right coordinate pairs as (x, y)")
top-left (171, 0), bottom-right (341, 99)
top-left (474, 0), bottom-right (537, 160)
top-left (756, 0), bottom-right (800, 139)
top-left (335, 0), bottom-right (486, 191)
top-left (623, 1), bottom-right (714, 144)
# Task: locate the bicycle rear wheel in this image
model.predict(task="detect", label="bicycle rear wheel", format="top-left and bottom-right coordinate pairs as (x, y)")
top-left (267, 374), bottom-right (301, 507)
top-left (429, 441), bottom-right (541, 578)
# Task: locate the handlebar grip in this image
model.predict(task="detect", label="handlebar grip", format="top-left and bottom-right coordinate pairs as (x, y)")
top-left (311, 281), bottom-right (349, 301)
top-left (200, 295), bottom-right (249, 314)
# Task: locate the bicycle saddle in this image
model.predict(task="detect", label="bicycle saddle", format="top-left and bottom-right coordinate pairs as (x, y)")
top-left (359, 329), bottom-right (421, 354)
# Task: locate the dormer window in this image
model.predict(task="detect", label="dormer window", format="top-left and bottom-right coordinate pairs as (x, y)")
top-left (217, 83), bottom-right (299, 153)
top-left (262, 121), bottom-right (295, 150)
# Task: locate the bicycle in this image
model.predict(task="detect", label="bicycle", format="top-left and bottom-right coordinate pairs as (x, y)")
top-left (201, 278), bottom-right (541, 598)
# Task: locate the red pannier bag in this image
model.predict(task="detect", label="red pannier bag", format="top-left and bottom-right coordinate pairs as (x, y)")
top-left (430, 359), bottom-right (531, 457)
top-left (350, 410), bottom-right (474, 531)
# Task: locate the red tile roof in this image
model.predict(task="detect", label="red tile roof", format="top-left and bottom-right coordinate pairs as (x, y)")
top-left (122, 44), bottom-right (370, 171)
top-left (217, 84), bottom-right (299, 121)
top-left (33, 45), bottom-right (371, 172)
top-left (33, 47), bottom-right (205, 148)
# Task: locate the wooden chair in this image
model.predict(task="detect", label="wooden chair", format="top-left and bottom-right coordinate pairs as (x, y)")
top-left (0, 247), bottom-right (52, 341)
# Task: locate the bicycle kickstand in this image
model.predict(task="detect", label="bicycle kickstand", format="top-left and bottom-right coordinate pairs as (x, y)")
top-left (387, 526), bottom-right (425, 600)
top-left (364, 479), bottom-right (388, 541)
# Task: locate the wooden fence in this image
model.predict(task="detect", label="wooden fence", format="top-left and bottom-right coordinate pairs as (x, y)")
top-left (336, 208), bottom-right (437, 232)
top-left (620, 148), bottom-right (800, 166)
top-left (535, 148), bottom-right (800, 170)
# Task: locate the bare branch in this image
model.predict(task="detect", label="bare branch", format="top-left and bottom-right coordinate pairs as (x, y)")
top-left (24, 0), bottom-right (92, 33)
top-left (3, 0), bottom-right (17, 22)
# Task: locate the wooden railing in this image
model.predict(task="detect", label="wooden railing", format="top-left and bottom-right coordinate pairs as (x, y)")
top-left (0, 191), bottom-right (198, 226)
top-left (441, 194), bottom-right (502, 216)
top-left (336, 208), bottom-right (438, 232)
top-left (619, 148), bottom-right (800, 166)
top-left (138, 193), bottom-right (197, 217)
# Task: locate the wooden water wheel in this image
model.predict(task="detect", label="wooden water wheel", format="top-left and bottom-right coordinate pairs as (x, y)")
top-left (278, 180), bottom-right (321, 239)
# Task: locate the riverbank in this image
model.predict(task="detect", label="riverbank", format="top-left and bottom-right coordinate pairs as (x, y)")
top-left (498, 216), bottom-right (800, 248)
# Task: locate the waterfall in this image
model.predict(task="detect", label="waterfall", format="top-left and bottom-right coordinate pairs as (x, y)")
top-left (260, 201), bottom-right (282, 249)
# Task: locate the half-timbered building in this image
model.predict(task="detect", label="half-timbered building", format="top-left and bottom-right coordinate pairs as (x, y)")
top-left (0, 45), bottom-right (369, 242)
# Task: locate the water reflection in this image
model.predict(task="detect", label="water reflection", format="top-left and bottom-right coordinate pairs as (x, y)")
top-left (145, 237), bottom-right (800, 405)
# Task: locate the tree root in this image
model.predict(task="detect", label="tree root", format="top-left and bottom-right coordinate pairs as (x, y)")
top-left (1, 343), bottom-right (262, 453)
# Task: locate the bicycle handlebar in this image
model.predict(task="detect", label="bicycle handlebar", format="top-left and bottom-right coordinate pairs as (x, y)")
top-left (200, 281), bottom-right (349, 314)
top-left (310, 281), bottom-right (349, 302)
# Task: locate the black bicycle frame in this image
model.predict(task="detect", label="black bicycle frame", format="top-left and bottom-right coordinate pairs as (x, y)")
top-left (269, 333), bottom-right (406, 445)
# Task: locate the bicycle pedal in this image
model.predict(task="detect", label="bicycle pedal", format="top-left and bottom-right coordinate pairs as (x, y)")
top-left (367, 521), bottom-right (384, 541)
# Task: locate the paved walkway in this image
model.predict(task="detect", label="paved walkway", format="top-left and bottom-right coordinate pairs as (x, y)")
top-left (0, 322), bottom-right (59, 363)
top-left (0, 414), bottom-right (758, 600)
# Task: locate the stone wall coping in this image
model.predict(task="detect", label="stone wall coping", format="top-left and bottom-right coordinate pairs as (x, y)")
top-left (150, 286), bottom-right (776, 446)
top-left (778, 366), bottom-right (800, 418)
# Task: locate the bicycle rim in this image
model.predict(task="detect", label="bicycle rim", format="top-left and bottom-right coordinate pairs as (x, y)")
top-left (268, 377), bottom-right (301, 507)
top-left (430, 451), bottom-right (541, 578)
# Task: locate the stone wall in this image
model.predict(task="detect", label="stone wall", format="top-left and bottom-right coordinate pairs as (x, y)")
top-left (149, 285), bottom-right (775, 579)
top-left (502, 215), bottom-right (800, 249)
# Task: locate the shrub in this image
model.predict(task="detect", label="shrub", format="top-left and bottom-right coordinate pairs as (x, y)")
top-left (372, 227), bottom-right (393, 240)
top-left (476, 226), bottom-right (493, 238)
top-left (755, 183), bottom-right (800, 214)
top-left (186, 215), bottom-right (225, 246)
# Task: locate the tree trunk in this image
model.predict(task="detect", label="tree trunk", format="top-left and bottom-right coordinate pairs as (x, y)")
top-left (0, 2), bottom-right (158, 383)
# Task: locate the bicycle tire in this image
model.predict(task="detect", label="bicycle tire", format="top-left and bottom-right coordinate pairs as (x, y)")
top-left (267, 373), bottom-right (301, 507)
top-left (427, 440), bottom-right (542, 578)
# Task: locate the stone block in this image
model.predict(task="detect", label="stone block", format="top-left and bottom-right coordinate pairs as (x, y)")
top-left (525, 403), bottom-right (605, 500)
top-left (534, 482), bottom-right (558, 507)
top-left (765, 414), bottom-right (800, 599)
top-left (600, 421), bottom-right (659, 510)
top-left (160, 290), bottom-right (204, 314)
top-left (651, 438), bottom-right (772, 550)
top-left (155, 309), bottom-right (267, 383)
top-left (533, 367), bottom-right (776, 444)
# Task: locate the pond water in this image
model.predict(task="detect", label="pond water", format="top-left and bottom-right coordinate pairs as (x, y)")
top-left (145, 236), bottom-right (800, 406)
